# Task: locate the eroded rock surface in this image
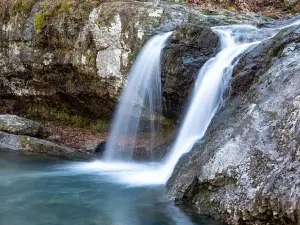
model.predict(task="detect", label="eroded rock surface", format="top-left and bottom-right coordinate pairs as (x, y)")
top-left (0, 0), bottom-right (270, 123)
top-left (0, 114), bottom-right (46, 137)
top-left (162, 25), bottom-right (219, 118)
top-left (168, 25), bottom-right (300, 224)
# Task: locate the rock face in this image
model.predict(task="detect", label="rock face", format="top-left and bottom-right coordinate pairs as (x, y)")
top-left (0, 115), bottom-right (46, 137)
top-left (0, 0), bottom-right (270, 123)
top-left (162, 25), bottom-right (219, 118)
top-left (168, 25), bottom-right (300, 224)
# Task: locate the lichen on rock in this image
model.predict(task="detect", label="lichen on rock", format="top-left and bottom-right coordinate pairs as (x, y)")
top-left (0, 114), bottom-right (46, 137)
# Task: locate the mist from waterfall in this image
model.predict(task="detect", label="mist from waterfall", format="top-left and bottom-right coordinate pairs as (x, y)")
top-left (104, 32), bottom-right (172, 161)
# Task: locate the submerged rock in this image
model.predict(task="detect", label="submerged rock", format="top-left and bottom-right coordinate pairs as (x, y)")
top-left (162, 25), bottom-right (219, 118)
top-left (0, 115), bottom-right (46, 137)
top-left (168, 25), bottom-right (300, 224)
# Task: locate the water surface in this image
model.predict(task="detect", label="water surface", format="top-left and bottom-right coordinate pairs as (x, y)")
top-left (0, 152), bottom-right (221, 225)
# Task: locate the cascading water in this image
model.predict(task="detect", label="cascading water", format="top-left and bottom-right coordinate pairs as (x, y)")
top-left (104, 32), bottom-right (172, 161)
top-left (160, 25), bottom-right (266, 179)
top-left (65, 19), bottom-right (300, 186)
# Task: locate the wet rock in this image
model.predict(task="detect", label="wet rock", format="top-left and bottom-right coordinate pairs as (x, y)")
top-left (84, 140), bottom-right (106, 154)
top-left (0, 115), bottom-right (46, 137)
top-left (232, 24), bottom-right (300, 97)
top-left (94, 141), bottom-right (106, 154)
top-left (162, 25), bottom-right (219, 118)
top-left (168, 24), bottom-right (300, 224)
top-left (0, 131), bottom-right (92, 160)
top-left (84, 141), bottom-right (100, 153)
top-left (148, 137), bottom-right (175, 161)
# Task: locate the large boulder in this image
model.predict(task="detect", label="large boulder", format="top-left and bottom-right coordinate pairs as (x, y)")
top-left (0, 131), bottom-right (92, 160)
top-left (168, 25), bottom-right (300, 224)
top-left (0, 114), bottom-right (46, 137)
top-left (0, 0), bottom-right (271, 124)
top-left (162, 25), bottom-right (219, 118)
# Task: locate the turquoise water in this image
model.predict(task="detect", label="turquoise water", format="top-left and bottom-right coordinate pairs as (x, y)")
top-left (0, 152), bottom-right (221, 225)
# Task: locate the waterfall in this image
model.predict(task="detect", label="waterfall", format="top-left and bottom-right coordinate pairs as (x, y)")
top-left (160, 25), bottom-right (264, 179)
top-left (67, 20), bottom-right (300, 186)
top-left (71, 26), bottom-right (268, 186)
top-left (104, 32), bottom-right (173, 161)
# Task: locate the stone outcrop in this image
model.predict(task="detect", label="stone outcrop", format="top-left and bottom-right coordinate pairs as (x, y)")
top-left (0, 114), bottom-right (98, 160)
top-left (162, 25), bottom-right (219, 118)
top-left (168, 25), bottom-right (300, 224)
top-left (0, 0), bottom-right (270, 124)
top-left (0, 131), bottom-right (92, 160)
top-left (0, 114), bottom-right (46, 137)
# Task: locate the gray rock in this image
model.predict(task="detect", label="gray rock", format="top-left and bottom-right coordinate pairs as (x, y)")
top-left (46, 135), bottom-right (61, 142)
top-left (168, 25), bottom-right (300, 224)
top-left (0, 1), bottom-right (271, 122)
top-left (0, 115), bottom-right (46, 137)
top-left (0, 131), bottom-right (92, 160)
top-left (162, 25), bottom-right (219, 118)
top-left (0, 132), bottom-right (22, 151)
top-left (84, 141), bottom-right (103, 153)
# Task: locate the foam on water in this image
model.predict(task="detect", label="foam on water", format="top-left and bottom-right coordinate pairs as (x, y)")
top-left (60, 161), bottom-right (167, 186)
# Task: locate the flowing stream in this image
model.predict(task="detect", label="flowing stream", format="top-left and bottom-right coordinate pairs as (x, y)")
top-left (66, 25), bottom-right (277, 186)
top-left (2, 19), bottom-right (300, 225)
top-left (161, 25), bottom-right (266, 179)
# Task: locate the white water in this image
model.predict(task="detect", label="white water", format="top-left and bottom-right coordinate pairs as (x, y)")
top-left (64, 20), bottom-right (300, 186)
top-left (104, 32), bottom-right (172, 161)
top-left (161, 25), bottom-right (264, 179)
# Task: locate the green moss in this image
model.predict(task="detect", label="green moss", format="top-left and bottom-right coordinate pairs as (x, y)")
top-left (13, 0), bottom-right (37, 14)
top-left (199, 9), bottom-right (219, 15)
top-left (34, 12), bottom-right (45, 33)
top-left (21, 137), bottom-right (31, 146)
top-left (25, 103), bottom-right (108, 130)
top-left (288, 7), bottom-right (300, 14)
top-left (40, 1), bottom-right (48, 11)
top-left (86, 51), bottom-right (97, 67)
top-left (96, 9), bottom-right (117, 28)
top-left (201, 188), bottom-right (215, 207)
top-left (58, 0), bottom-right (72, 13)
top-left (267, 111), bottom-right (277, 121)
top-left (21, 136), bottom-right (61, 153)
top-left (92, 120), bottom-right (109, 132)
top-left (32, 0), bottom-right (74, 34)
top-left (226, 5), bottom-right (236, 11)
top-left (43, 10), bottom-right (53, 17)
top-left (69, 115), bottom-right (89, 128)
